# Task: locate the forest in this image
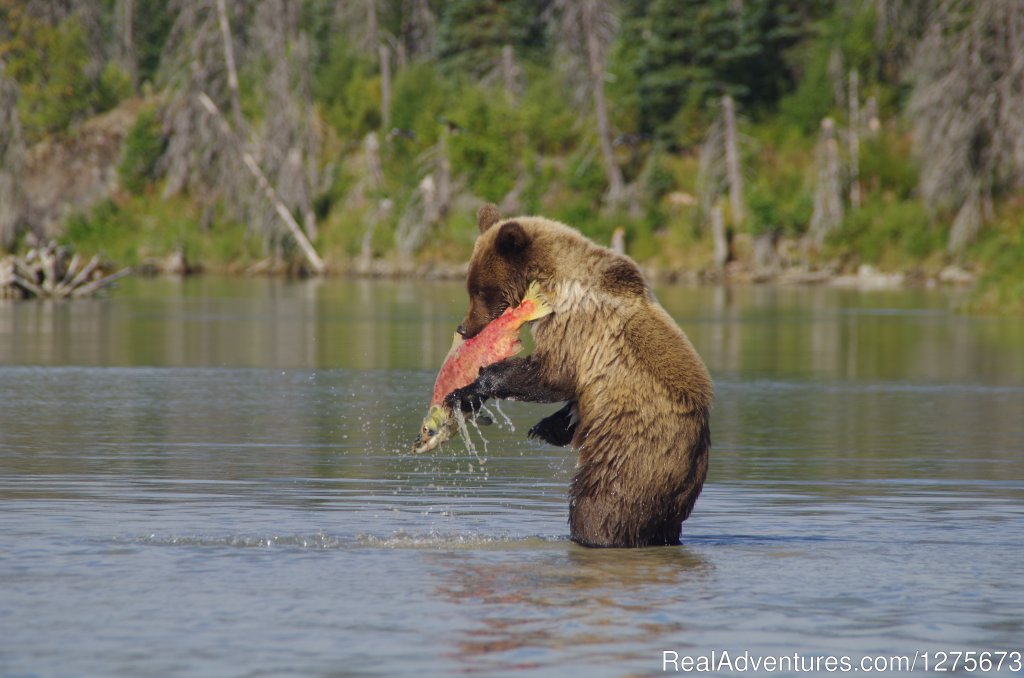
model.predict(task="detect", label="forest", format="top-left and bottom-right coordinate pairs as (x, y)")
top-left (1, 0), bottom-right (1022, 310)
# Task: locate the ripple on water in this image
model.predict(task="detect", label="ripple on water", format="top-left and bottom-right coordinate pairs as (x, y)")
top-left (118, 531), bottom-right (566, 551)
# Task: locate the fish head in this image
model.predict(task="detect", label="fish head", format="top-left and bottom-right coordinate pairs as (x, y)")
top-left (411, 405), bottom-right (451, 453)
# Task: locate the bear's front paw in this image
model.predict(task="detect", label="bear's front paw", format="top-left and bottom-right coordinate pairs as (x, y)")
top-left (528, 407), bottom-right (576, 447)
top-left (444, 383), bottom-right (485, 414)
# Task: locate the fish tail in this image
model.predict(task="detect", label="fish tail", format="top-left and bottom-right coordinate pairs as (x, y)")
top-left (522, 281), bottom-right (553, 321)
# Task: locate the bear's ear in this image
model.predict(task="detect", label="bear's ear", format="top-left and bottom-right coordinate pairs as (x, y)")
top-left (477, 204), bottom-right (501, 233)
top-left (495, 221), bottom-right (530, 256)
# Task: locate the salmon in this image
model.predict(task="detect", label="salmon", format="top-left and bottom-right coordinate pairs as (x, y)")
top-left (412, 281), bottom-right (552, 453)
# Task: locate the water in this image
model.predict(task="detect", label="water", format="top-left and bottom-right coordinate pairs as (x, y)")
top-left (2, 278), bottom-right (1023, 677)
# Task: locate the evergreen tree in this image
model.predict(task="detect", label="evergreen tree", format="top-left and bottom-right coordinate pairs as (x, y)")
top-left (133, 0), bottom-right (173, 85)
top-left (436, 0), bottom-right (530, 80)
top-left (634, 0), bottom-right (817, 139)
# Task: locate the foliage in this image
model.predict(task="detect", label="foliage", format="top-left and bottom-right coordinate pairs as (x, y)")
top-left (969, 219), bottom-right (1024, 314)
top-left (518, 66), bottom-right (579, 154)
top-left (779, 2), bottom-right (891, 133)
top-left (132, 0), bottom-right (174, 85)
top-left (314, 42), bottom-right (379, 139)
top-left (445, 85), bottom-right (521, 202)
top-left (436, 0), bottom-right (530, 80)
top-left (858, 128), bottom-right (917, 199)
top-left (63, 195), bottom-right (261, 267)
top-left (830, 195), bottom-right (938, 265)
top-left (389, 62), bottom-right (451, 146)
top-left (0, 7), bottom-right (130, 139)
top-left (629, 0), bottom-right (822, 141)
top-left (118, 107), bottom-right (165, 195)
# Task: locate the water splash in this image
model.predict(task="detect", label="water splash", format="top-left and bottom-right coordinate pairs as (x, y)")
top-left (491, 400), bottom-right (515, 432)
top-left (479, 403), bottom-right (497, 426)
top-left (468, 415), bottom-right (489, 457)
top-left (452, 408), bottom-right (489, 477)
top-left (453, 408), bottom-right (475, 455)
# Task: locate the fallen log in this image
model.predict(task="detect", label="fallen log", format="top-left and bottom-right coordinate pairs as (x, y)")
top-left (0, 241), bottom-right (130, 300)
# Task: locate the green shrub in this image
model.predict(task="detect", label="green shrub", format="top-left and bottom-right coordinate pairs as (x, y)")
top-left (446, 86), bottom-right (520, 202)
top-left (314, 43), bottom-right (379, 139)
top-left (565, 145), bottom-right (608, 198)
top-left (746, 183), bottom-right (781, 236)
top-left (3, 10), bottom-right (129, 139)
top-left (118, 108), bottom-right (165, 194)
top-left (967, 213), bottom-right (1024, 313)
top-left (645, 156), bottom-right (677, 202)
top-left (519, 68), bottom-right (579, 155)
top-left (859, 130), bottom-right (918, 199)
top-left (390, 63), bottom-right (452, 146)
top-left (96, 63), bottom-right (133, 111)
top-left (62, 195), bottom-right (261, 268)
top-left (832, 195), bottom-right (938, 263)
top-left (745, 144), bottom-right (814, 238)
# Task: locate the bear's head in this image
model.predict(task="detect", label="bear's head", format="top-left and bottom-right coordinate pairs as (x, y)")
top-left (458, 204), bottom-right (538, 339)
top-left (458, 204), bottom-right (648, 339)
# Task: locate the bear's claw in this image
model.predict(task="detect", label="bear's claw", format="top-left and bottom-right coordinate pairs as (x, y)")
top-left (528, 402), bottom-right (577, 447)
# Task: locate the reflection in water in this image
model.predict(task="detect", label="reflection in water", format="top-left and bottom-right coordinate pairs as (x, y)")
top-left (432, 545), bottom-right (711, 671)
top-left (2, 277), bottom-right (1022, 385)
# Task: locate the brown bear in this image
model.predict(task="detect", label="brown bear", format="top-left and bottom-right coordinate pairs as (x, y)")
top-left (446, 204), bottom-right (713, 548)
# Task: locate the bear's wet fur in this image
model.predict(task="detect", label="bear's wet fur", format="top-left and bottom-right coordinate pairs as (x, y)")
top-left (447, 205), bottom-right (713, 548)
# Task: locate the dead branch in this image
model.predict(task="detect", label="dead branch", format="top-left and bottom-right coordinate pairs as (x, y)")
top-left (1, 242), bottom-right (130, 300)
top-left (197, 92), bottom-right (325, 274)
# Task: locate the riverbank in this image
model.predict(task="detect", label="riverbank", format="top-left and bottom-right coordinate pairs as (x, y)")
top-left (4, 91), bottom-right (1021, 311)
top-left (124, 247), bottom-right (979, 292)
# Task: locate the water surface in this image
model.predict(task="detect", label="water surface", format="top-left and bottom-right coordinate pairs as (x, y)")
top-left (2, 279), bottom-right (1023, 676)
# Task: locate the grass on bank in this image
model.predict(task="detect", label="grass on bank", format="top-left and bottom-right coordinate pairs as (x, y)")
top-left (62, 194), bottom-right (263, 271)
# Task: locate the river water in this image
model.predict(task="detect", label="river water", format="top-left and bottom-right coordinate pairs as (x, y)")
top-left (1, 278), bottom-right (1022, 677)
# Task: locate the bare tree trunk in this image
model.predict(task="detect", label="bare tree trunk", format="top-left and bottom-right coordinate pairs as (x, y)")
top-left (359, 132), bottom-right (385, 270)
top-left (611, 227), bottom-right (625, 255)
top-left (864, 96), bottom-right (880, 136)
top-left (436, 127), bottom-right (452, 217)
top-left (366, 0), bottom-right (379, 62)
top-left (216, 0), bottom-right (245, 132)
top-left (115, 0), bottom-right (137, 88)
top-left (810, 117), bottom-right (844, 246)
top-left (379, 43), bottom-right (391, 132)
top-left (828, 47), bottom-right (845, 109)
top-left (948, 180), bottom-right (981, 254)
top-left (198, 93), bottom-right (325, 274)
top-left (909, 1), bottom-right (1024, 249)
top-left (848, 70), bottom-right (861, 209)
top-left (365, 131), bottom-right (383, 185)
top-left (711, 205), bottom-right (730, 268)
top-left (501, 44), bottom-right (518, 99)
top-left (395, 41), bottom-right (408, 71)
top-left (284, 147), bottom-right (317, 241)
top-left (395, 175), bottom-right (436, 262)
top-left (0, 64), bottom-right (25, 249)
top-left (722, 95), bottom-right (744, 226)
top-left (582, 2), bottom-right (624, 208)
